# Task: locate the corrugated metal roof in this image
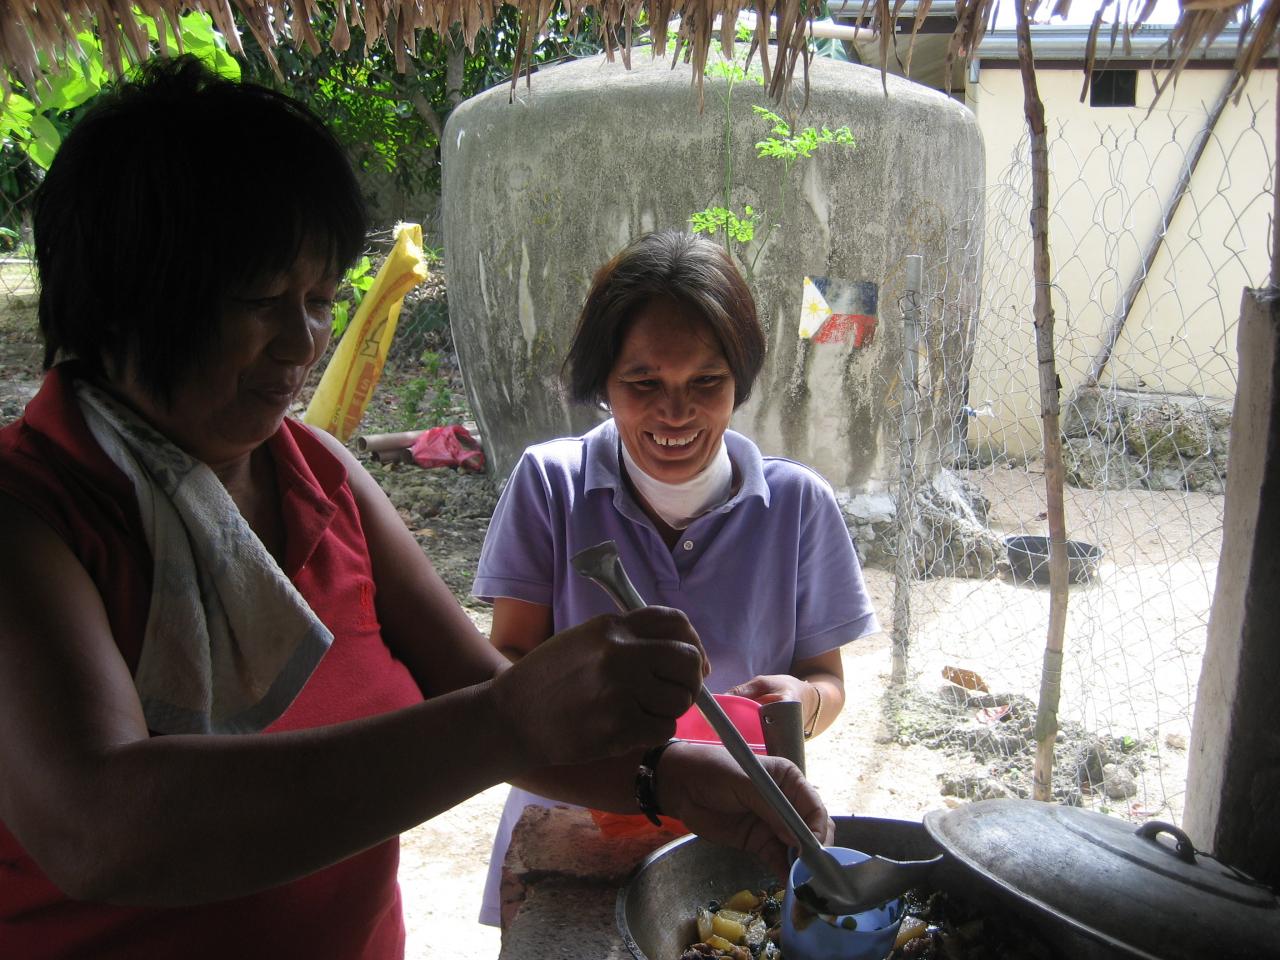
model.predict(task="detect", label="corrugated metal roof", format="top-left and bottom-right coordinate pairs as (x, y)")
top-left (974, 23), bottom-right (1251, 62)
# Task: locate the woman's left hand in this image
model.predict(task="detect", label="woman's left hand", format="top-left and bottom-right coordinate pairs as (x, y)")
top-left (656, 741), bottom-right (834, 881)
top-left (727, 673), bottom-right (811, 706)
top-left (727, 674), bottom-right (821, 735)
top-left (727, 650), bottom-right (844, 739)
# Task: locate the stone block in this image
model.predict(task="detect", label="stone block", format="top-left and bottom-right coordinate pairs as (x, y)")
top-left (499, 806), bottom-right (680, 932)
top-left (914, 477), bottom-right (1004, 580)
top-left (1071, 737), bottom-right (1110, 787)
top-left (840, 492), bottom-right (896, 525)
top-left (1102, 763), bottom-right (1139, 800)
top-left (1061, 388), bottom-right (1233, 493)
top-left (1124, 400), bottom-right (1213, 463)
top-left (1062, 437), bottom-right (1143, 490)
top-left (1062, 387), bottom-right (1123, 441)
top-left (1142, 462), bottom-right (1189, 491)
top-left (840, 470), bottom-right (1005, 578)
top-left (1183, 456), bottom-right (1227, 494)
top-left (939, 773), bottom-right (1021, 801)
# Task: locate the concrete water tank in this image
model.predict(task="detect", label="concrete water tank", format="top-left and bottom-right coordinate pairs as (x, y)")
top-left (442, 52), bottom-right (983, 490)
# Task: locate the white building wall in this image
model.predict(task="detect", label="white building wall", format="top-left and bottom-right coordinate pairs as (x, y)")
top-left (963, 63), bottom-right (1274, 459)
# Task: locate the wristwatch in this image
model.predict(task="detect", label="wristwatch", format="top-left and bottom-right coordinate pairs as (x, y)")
top-left (635, 739), bottom-right (680, 825)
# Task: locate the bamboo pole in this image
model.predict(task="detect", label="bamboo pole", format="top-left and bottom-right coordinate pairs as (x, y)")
top-left (1015, 0), bottom-right (1070, 804)
top-left (356, 430), bottom-right (427, 453)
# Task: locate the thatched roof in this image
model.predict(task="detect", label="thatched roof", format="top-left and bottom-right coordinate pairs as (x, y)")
top-left (0, 0), bottom-right (1275, 102)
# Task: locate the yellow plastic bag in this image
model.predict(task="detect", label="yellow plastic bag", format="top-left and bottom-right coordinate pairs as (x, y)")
top-left (304, 222), bottom-right (430, 441)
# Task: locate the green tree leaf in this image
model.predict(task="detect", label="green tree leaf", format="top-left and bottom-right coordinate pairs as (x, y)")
top-left (0, 93), bottom-right (34, 140)
top-left (23, 114), bottom-right (60, 170)
top-left (331, 300), bottom-right (351, 339)
top-left (39, 71), bottom-right (99, 112)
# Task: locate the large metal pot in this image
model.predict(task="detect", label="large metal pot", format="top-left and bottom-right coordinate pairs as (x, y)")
top-left (617, 804), bottom-right (1280, 960)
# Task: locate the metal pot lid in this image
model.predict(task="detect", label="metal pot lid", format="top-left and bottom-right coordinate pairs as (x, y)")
top-left (923, 798), bottom-right (1280, 960)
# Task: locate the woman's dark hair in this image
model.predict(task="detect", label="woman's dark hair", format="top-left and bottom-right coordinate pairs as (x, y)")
top-left (563, 231), bottom-right (766, 409)
top-left (33, 55), bottom-right (367, 402)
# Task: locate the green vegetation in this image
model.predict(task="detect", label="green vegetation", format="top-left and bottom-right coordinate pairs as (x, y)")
top-left (689, 30), bottom-right (856, 278)
top-left (331, 256), bottom-right (376, 339)
top-left (0, 12), bottom-right (237, 173)
top-left (398, 351), bottom-right (455, 430)
top-left (0, 6), bottom-right (604, 242)
top-left (238, 5), bottom-right (605, 199)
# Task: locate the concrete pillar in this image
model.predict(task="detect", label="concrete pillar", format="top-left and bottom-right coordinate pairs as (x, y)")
top-left (1185, 287), bottom-right (1280, 885)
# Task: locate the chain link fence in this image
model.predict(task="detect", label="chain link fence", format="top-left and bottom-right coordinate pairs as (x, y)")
top-left (869, 81), bottom-right (1274, 823)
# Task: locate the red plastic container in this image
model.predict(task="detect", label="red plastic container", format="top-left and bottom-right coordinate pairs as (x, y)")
top-left (674, 694), bottom-right (766, 753)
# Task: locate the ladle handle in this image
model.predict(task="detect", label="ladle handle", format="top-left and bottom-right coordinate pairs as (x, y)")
top-left (575, 546), bottom-right (831, 866)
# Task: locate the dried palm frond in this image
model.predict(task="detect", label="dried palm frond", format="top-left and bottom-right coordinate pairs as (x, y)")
top-left (0, 0), bottom-right (1274, 106)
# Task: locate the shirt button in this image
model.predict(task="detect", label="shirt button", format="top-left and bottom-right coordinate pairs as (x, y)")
top-left (683, 540), bottom-right (694, 551)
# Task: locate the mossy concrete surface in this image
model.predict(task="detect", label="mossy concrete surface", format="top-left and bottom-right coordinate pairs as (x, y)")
top-left (1061, 386), bottom-right (1231, 493)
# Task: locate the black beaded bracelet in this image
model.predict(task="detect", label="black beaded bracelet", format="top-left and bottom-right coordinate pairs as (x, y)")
top-left (635, 738), bottom-right (681, 826)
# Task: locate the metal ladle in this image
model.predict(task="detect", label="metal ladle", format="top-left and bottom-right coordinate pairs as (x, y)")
top-left (571, 539), bottom-right (942, 917)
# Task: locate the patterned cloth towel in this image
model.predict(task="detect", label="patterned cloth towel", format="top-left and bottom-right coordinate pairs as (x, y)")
top-left (76, 381), bottom-right (333, 735)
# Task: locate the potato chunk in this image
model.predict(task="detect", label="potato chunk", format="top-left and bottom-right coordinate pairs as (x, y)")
top-left (711, 913), bottom-right (746, 944)
top-left (723, 889), bottom-right (761, 913)
top-left (895, 916), bottom-right (929, 948)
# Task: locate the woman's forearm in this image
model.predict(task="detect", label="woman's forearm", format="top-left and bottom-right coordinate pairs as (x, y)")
top-left (41, 679), bottom-right (524, 907)
top-left (510, 751), bottom-right (645, 813)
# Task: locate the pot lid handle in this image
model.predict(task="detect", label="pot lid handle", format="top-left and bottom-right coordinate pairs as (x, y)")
top-left (1135, 821), bottom-right (1197, 865)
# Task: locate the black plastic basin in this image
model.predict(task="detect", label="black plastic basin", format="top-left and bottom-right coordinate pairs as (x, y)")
top-left (1005, 535), bottom-right (1102, 585)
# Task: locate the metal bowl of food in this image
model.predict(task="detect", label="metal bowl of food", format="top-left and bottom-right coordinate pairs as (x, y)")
top-left (617, 817), bottom-right (942, 960)
top-left (617, 804), bottom-right (1280, 960)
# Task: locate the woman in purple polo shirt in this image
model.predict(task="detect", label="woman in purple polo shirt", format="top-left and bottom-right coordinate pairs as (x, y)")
top-left (474, 230), bottom-right (880, 926)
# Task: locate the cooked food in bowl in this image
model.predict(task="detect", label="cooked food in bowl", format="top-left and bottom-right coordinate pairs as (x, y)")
top-left (679, 885), bottom-right (1054, 959)
top-left (680, 887), bottom-right (785, 959)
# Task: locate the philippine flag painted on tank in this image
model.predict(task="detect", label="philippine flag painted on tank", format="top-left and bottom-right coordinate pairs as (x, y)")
top-left (798, 277), bottom-right (879, 348)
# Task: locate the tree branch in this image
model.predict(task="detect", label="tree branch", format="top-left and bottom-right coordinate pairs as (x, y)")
top-left (347, 71), bottom-right (444, 141)
top-left (1017, 0), bottom-right (1070, 805)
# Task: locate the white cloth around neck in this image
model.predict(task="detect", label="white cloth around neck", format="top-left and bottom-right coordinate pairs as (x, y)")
top-left (75, 380), bottom-right (332, 735)
top-left (619, 433), bottom-right (733, 530)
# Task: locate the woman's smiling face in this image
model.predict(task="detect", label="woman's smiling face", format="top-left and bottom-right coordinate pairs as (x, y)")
top-left (606, 297), bottom-right (736, 485)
